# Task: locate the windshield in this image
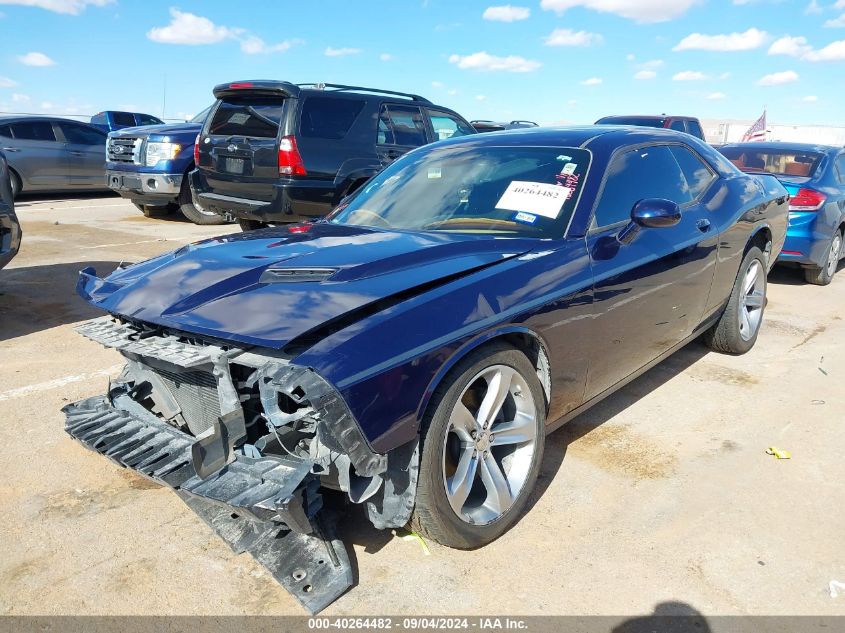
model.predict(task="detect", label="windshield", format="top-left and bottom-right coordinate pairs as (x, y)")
top-left (329, 145), bottom-right (591, 237)
top-left (190, 105), bottom-right (213, 124)
top-left (719, 147), bottom-right (823, 178)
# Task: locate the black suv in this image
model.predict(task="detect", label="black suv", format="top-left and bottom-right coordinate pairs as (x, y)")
top-left (190, 81), bottom-right (477, 230)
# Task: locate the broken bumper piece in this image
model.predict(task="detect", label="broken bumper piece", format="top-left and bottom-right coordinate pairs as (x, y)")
top-left (63, 395), bottom-right (353, 614)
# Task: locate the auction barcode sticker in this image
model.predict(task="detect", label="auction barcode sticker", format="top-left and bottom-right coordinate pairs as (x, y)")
top-left (495, 181), bottom-right (571, 219)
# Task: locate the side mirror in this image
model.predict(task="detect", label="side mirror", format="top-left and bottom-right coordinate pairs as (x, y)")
top-left (618, 198), bottom-right (681, 244)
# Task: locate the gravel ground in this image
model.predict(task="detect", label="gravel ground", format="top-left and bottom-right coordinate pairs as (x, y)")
top-left (1, 193), bottom-right (843, 618)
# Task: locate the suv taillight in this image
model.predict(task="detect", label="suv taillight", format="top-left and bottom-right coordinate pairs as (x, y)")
top-left (193, 134), bottom-right (200, 166)
top-left (789, 187), bottom-right (826, 211)
top-left (278, 135), bottom-right (306, 176)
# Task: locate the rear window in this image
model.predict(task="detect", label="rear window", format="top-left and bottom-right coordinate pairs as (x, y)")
top-left (595, 117), bottom-right (665, 128)
top-left (209, 97), bottom-right (285, 138)
top-left (113, 112), bottom-right (135, 127)
top-left (299, 97), bottom-right (364, 140)
top-left (719, 147), bottom-right (823, 178)
top-left (137, 114), bottom-right (163, 126)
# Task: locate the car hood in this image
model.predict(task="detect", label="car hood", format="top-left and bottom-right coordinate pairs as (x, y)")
top-left (78, 223), bottom-right (536, 350)
top-left (111, 121), bottom-right (202, 138)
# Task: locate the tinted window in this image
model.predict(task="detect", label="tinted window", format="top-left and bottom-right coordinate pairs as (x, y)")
top-left (137, 114), bottom-right (163, 126)
top-left (59, 122), bottom-right (106, 145)
top-left (208, 97), bottom-right (285, 138)
top-left (836, 155), bottom-right (845, 185)
top-left (377, 104), bottom-right (427, 146)
top-left (299, 97), bottom-right (364, 140)
top-left (0, 125), bottom-right (10, 139)
top-left (113, 112), bottom-right (136, 126)
top-left (669, 119), bottom-right (686, 132)
top-left (10, 121), bottom-right (56, 142)
top-left (426, 109), bottom-right (475, 141)
top-left (719, 147), bottom-right (823, 178)
top-left (669, 146), bottom-right (715, 198)
top-left (687, 120), bottom-right (704, 140)
top-left (593, 145), bottom-right (693, 228)
top-left (595, 117), bottom-right (665, 128)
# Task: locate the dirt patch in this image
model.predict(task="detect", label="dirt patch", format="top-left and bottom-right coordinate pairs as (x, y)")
top-left (37, 479), bottom-right (156, 521)
top-left (762, 319), bottom-right (809, 338)
top-left (791, 325), bottom-right (826, 350)
top-left (688, 364), bottom-right (758, 387)
top-left (567, 423), bottom-right (678, 480)
top-left (118, 469), bottom-right (163, 491)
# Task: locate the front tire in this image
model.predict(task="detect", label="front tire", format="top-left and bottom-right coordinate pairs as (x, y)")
top-left (9, 170), bottom-right (21, 198)
top-left (704, 246), bottom-right (767, 354)
top-left (178, 180), bottom-right (227, 225)
top-left (803, 230), bottom-right (842, 286)
top-left (410, 343), bottom-right (546, 549)
top-left (238, 219), bottom-right (269, 231)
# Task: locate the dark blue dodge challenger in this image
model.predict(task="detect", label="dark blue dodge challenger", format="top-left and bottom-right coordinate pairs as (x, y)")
top-left (65, 126), bottom-right (788, 612)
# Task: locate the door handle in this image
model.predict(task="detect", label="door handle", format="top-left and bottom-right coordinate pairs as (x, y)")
top-left (70, 151), bottom-right (84, 156)
top-left (2, 147), bottom-right (20, 152)
top-left (696, 218), bottom-right (712, 232)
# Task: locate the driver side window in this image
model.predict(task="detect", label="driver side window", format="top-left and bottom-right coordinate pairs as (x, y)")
top-left (592, 145), bottom-right (693, 228)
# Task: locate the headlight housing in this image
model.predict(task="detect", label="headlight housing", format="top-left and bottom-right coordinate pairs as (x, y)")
top-left (144, 142), bottom-right (181, 167)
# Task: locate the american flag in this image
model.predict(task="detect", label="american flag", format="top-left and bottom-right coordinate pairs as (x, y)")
top-left (742, 110), bottom-right (767, 142)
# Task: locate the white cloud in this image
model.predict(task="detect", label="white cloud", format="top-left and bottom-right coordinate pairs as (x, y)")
top-left (626, 53), bottom-right (635, 61)
top-left (805, 0), bottom-right (822, 14)
top-left (448, 51), bottom-right (541, 72)
top-left (802, 95), bottom-right (818, 102)
top-left (803, 40), bottom-right (845, 61)
top-left (0, 0), bottom-right (111, 14)
top-left (768, 35), bottom-right (812, 57)
top-left (757, 70), bottom-right (799, 85)
top-left (11, 92), bottom-right (29, 102)
top-left (431, 81), bottom-right (444, 88)
top-left (0, 76), bottom-right (17, 88)
top-left (17, 51), bottom-right (55, 66)
top-left (475, 95), bottom-right (487, 101)
top-left (379, 53), bottom-right (393, 61)
top-left (836, 0), bottom-right (845, 8)
top-left (544, 28), bottom-right (603, 46)
top-left (240, 36), bottom-right (300, 55)
top-left (673, 70), bottom-right (707, 80)
top-left (448, 89), bottom-right (458, 95)
top-left (634, 70), bottom-right (656, 80)
top-left (147, 8), bottom-right (237, 45)
top-left (639, 59), bottom-right (664, 69)
top-left (540, 0), bottom-right (699, 23)
top-left (673, 28), bottom-right (769, 51)
top-left (824, 13), bottom-right (845, 27)
top-left (482, 5), bottom-right (530, 21)
top-left (719, 72), bottom-right (732, 79)
top-left (580, 77), bottom-right (602, 85)
top-left (707, 92), bottom-right (727, 100)
top-left (325, 46), bottom-right (361, 57)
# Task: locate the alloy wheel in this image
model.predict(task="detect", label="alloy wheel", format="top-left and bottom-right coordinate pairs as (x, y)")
top-left (739, 259), bottom-right (765, 341)
top-left (826, 233), bottom-right (842, 278)
top-left (442, 365), bottom-right (538, 525)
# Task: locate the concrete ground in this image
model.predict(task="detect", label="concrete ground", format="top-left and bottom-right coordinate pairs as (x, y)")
top-left (0, 193), bottom-right (843, 617)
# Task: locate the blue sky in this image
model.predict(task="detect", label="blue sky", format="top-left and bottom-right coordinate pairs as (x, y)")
top-left (0, 0), bottom-right (843, 126)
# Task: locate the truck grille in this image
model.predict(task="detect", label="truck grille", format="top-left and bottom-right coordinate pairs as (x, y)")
top-left (151, 366), bottom-right (220, 436)
top-left (108, 137), bottom-right (142, 164)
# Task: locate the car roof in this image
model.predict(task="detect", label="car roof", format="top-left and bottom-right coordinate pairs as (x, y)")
top-left (0, 115), bottom-right (98, 126)
top-left (597, 115), bottom-right (697, 121)
top-left (720, 141), bottom-right (839, 154)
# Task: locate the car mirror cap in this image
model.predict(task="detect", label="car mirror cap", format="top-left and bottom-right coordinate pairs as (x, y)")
top-left (631, 198), bottom-right (682, 229)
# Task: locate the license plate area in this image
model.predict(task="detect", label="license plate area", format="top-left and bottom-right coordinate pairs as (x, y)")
top-left (225, 157), bottom-right (244, 174)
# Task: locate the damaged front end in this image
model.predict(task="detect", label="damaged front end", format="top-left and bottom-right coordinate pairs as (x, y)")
top-left (64, 315), bottom-right (418, 613)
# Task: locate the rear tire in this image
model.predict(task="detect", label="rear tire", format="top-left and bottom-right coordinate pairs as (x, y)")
top-left (704, 246), bottom-right (767, 354)
top-left (410, 342), bottom-right (546, 549)
top-left (803, 230), bottom-right (841, 286)
top-left (238, 219), bottom-right (269, 231)
top-left (178, 179), bottom-right (227, 226)
top-left (9, 170), bottom-right (21, 198)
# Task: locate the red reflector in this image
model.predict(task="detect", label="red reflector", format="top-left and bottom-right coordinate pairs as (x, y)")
top-left (229, 82), bottom-right (254, 89)
top-left (781, 250), bottom-right (802, 256)
top-left (288, 224), bottom-right (311, 234)
top-left (278, 135), bottom-right (307, 176)
top-left (789, 187), bottom-right (826, 211)
top-left (193, 133), bottom-right (200, 166)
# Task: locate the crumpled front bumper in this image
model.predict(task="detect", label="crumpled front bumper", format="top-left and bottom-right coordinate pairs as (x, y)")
top-left (63, 393), bottom-right (353, 614)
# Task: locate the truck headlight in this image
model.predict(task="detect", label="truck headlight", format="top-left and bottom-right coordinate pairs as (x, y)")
top-left (144, 142), bottom-right (181, 167)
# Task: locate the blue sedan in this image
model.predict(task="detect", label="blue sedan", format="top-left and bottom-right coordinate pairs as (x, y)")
top-left (720, 142), bottom-right (845, 285)
top-left (64, 126), bottom-right (788, 613)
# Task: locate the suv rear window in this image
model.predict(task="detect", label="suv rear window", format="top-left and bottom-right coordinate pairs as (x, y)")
top-left (113, 112), bottom-right (136, 127)
top-left (209, 97), bottom-right (285, 138)
top-left (300, 97), bottom-right (364, 140)
top-left (719, 147), bottom-right (823, 178)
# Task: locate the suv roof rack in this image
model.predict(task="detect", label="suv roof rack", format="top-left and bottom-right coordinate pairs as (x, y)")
top-left (297, 83), bottom-right (431, 104)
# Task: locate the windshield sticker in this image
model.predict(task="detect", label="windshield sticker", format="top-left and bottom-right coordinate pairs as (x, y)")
top-left (561, 162), bottom-right (578, 175)
top-left (512, 211), bottom-right (538, 225)
top-left (555, 171), bottom-right (580, 199)
top-left (427, 167), bottom-right (442, 179)
top-left (495, 181), bottom-right (570, 219)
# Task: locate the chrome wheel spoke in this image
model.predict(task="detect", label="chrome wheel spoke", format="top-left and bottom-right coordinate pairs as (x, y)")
top-left (476, 367), bottom-right (514, 429)
top-left (744, 292), bottom-right (764, 309)
top-left (740, 306), bottom-right (752, 333)
top-left (450, 401), bottom-right (478, 441)
top-left (446, 448), bottom-right (478, 515)
top-left (490, 412), bottom-right (534, 446)
top-left (479, 453), bottom-right (512, 516)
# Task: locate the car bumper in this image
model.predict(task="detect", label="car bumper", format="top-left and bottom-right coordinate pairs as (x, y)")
top-left (106, 169), bottom-right (182, 205)
top-left (777, 211), bottom-right (834, 267)
top-left (190, 169), bottom-right (335, 224)
top-left (0, 211), bottom-right (22, 270)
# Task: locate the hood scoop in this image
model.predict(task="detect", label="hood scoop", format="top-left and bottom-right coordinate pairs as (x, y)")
top-left (259, 267), bottom-right (338, 283)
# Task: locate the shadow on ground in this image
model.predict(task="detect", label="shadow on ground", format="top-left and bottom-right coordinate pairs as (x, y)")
top-left (12, 191), bottom-right (119, 209)
top-left (768, 261), bottom-right (845, 286)
top-left (612, 601), bottom-right (711, 633)
top-left (0, 261), bottom-right (120, 341)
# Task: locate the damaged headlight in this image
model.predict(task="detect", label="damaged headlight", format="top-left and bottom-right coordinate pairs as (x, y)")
top-left (144, 141), bottom-right (181, 166)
